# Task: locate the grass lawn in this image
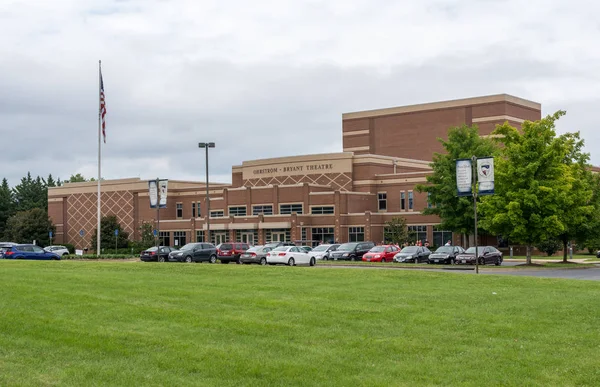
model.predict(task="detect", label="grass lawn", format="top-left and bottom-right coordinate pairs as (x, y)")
top-left (1, 261), bottom-right (599, 386)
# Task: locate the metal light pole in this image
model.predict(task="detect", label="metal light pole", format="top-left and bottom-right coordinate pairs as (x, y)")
top-left (155, 177), bottom-right (161, 248)
top-left (198, 142), bottom-right (215, 243)
top-left (471, 155), bottom-right (479, 274)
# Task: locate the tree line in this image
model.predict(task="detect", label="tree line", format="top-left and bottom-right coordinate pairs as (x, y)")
top-left (0, 173), bottom-right (93, 245)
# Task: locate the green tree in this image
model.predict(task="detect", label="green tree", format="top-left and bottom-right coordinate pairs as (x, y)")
top-left (46, 174), bottom-right (57, 188)
top-left (383, 217), bottom-right (412, 245)
top-left (0, 178), bottom-right (15, 238)
top-left (90, 215), bottom-right (129, 254)
top-left (12, 172), bottom-right (48, 212)
top-left (535, 238), bottom-right (562, 257)
top-left (139, 221), bottom-right (156, 247)
top-left (576, 174), bottom-right (600, 255)
top-left (66, 173), bottom-right (88, 183)
top-left (479, 111), bottom-right (585, 264)
top-left (415, 124), bottom-right (498, 245)
top-left (3, 208), bottom-right (55, 246)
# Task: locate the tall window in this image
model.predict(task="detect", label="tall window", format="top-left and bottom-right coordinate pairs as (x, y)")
top-left (433, 226), bottom-right (452, 247)
top-left (210, 210), bottom-right (224, 218)
top-left (427, 192), bottom-right (432, 208)
top-left (265, 229), bottom-right (290, 242)
top-left (192, 202), bottom-right (196, 218)
top-left (159, 231), bottom-right (170, 247)
top-left (401, 192), bottom-right (406, 211)
top-left (197, 202), bottom-right (202, 217)
top-left (311, 206), bottom-right (334, 215)
top-left (280, 204), bottom-right (303, 214)
top-left (378, 193), bottom-right (387, 211)
top-left (408, 225), bottom-right (427, 243)
top-left (196, 230), bottom-right (205, 242)
top-left (229, 206), bottom-right (247, 217)
top-left (348, 227), bottom-right (365, 242)
top-left (301, 227), bottom-right (307, 241)
top-left (408, 192), bottom-right (414, 210)
top-left (252, 205), bottom-right (273, 215)
top-left (312, 227), bottom-right (335, 244)
top-left (176, 203), bottom-right (183, 219)
top-left (173, 231), bottom-right (186, 247)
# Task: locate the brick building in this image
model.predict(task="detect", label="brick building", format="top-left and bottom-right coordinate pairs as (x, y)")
top-left (48, 94), bottom-right (542, 250)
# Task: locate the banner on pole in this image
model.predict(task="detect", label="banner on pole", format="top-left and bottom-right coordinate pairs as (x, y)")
top-left (159, 179), bottom-right (168, 208)
top-left (477, 157), bottom-right (495, 195)
top-left (456, 159), bottom-right (472, 197)
top-left (149, 180), bottom-right (158, 208)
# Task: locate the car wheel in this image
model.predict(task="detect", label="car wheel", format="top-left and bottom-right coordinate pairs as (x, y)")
top-left (309, 257), bottom-right (316, 266)
top-left (185, 256), bottom-right (193, 263)
top-left (495, 257), bottom-right (501, 266)
top-left (209, 255), bottom-right (217, 264)
top-left (260, 257), bottom-right (267, 265)
top-left (62, 253), bottom-right (69, 257)
top-left (479, 258), bottom-right (485, 265)
top-left (350, 256), bottom-right (356, 261)
top-left (323, 256), bottom-right (328, 261)
top-left (451, 258), bottom-right (455, 265)
top-left (158, 256), bottom-right (165, 262)
top-left (288, 257), bottom-right (295, 266)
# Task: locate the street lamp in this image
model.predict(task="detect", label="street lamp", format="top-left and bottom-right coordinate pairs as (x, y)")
top-left (198, 142), bottom-right (215, 244)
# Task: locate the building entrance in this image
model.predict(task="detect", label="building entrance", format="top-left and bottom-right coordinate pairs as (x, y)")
top-left (213, 231), bottom-right (228, 245)
top-left (271, 232), bottom-right (286, 242)
top-left (240, 232), bottom-right (254, 244)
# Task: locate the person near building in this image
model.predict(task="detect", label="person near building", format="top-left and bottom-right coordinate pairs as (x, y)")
top-left (424, 240), bottom-right (430, 248)
top-left (445, 240), bottom-right (451, 246)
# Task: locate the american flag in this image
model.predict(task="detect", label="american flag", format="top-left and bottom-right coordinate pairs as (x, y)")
top-left (100, 68), bottom-right (106, 143)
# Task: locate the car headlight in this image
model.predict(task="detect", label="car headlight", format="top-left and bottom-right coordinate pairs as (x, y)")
top-left (342, 253), bottom-right (348, 257)
top-left (374, 255), bottom-right (380, 258)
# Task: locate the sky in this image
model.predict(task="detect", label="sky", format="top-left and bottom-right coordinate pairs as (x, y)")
top-left (1, 0), bottom-right (599, 187)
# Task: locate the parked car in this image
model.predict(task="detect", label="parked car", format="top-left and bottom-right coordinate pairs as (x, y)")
top-left (299, 245), bottom-right (313, 253)
top-left (362, 245), bottom-right (399, 262)
top-left (0, 242), bottom-right (17, 258)
top-left (168, 243), bottom-right (218, 263)
top-left (393, 246), bottom-right (431, 263)
top-left (44, 245), bottom-right (70, 257)
top-left (428, 245), bottom-right (465, 264)
top-left (596, 250), bottom-right (600, 258)
top-left (140, 246), bottom-right (175, 262)
top-left (263, 242), bottom-right (296, 249)
top-left (310, 244), bottom-right (340, 260)
top-left (266, 246), bottom-right (316, 266)
top-left (329, 242), bottom-right (375, 261)
top-left (2, 244), bottom-right (61, 260)
top-left (240, 245), bottom-right (273, 265)
top-left (216, 242), bottom-right (250, 264)
top-left (455, 246), bottom-right (503, 265)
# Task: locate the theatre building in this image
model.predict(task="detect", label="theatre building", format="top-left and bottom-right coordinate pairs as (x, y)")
top-left (48, 94), bottom-right (542, 250)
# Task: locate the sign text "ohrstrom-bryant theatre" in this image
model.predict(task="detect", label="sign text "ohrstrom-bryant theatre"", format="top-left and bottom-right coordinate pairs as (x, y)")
top-left (253, 163), bottom-right (335, 176)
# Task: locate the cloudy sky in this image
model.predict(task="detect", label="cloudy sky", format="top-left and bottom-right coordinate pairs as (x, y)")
top-left (1, 0), bottom-right (599, 187)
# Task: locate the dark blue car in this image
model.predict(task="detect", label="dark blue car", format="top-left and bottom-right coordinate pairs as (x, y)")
top-left (2, 244), bottom-right (61, 260)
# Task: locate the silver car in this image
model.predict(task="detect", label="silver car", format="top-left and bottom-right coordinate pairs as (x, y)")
top-left (310, 244), bottom-right (340, 260)
top-left (44, 245), bottom-right (70, 257)
top-left (239, 246), bottom-right (273, 265)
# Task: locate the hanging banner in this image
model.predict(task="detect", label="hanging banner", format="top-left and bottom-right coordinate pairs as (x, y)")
top-left (148, 180), bottom-right (158, 208)
top-left (456, 159), bottom-right (472, 197)
top-left (158, 179), bottom-right (168, 208)
top-left (477, 157), bottom-right (495, 195)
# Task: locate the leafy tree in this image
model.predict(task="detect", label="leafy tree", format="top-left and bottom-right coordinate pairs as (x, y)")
top-left (0, 178), bottom-right (15, 238)
top-left (3, 208), bottom-right (55, 246)
top-left (415, 124), bottom-right (498, 245)
top-left (479, 111), bottom-right (585, 264)
top-left (383, 217), bottom-right (413, 245)
top-left (66, 173), bottom-right (87, 183)
top-left (56, 178), bottom-right (63, 187)
top-left (535, 238), bottom-right (562, 257)
top-left (90, 215), bottom-right (129, 254)
top-left (576, 174), bottom-right (600, 255)
top-left (139, 221), bottom-right (156, 247)
top-left (46, 174), bottom-right (57, 188)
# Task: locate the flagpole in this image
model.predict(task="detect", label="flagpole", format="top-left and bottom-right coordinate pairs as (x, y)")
top-left (97, 60), bottom-right (102, 257)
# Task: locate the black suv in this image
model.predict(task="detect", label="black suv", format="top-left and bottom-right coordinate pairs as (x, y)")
top-left (168, 243), bottom-right (218, 263)
top-left (329, 242), bottom-right (375, 261)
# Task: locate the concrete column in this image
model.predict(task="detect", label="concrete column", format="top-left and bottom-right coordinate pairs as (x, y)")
top-left (365, 211), bottom-right (372, 242)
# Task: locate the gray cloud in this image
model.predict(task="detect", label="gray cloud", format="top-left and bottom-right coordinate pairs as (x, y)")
top-left (0, 0), bottom-right (599, 187)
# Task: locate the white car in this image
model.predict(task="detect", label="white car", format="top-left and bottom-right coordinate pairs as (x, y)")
top-left (267, 246), bottom-right (316, 266)
top-left (44, 245), bottom-right (70, 257)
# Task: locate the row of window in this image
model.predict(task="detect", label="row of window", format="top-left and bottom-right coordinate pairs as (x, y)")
top-left (377, 192), bottom-right (434, 211)
top-left (176, 203), bottom-right (335, 219)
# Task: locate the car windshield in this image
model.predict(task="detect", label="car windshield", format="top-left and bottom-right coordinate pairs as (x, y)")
top-left (180, 244), bottom-right (196, 251)
top-left (465, 247), bottom-right (478, 254)
top-left (273, 247), bottom-right (288, 252)
top-left (400, 246), bottom-right (418, 253)
top-left (146, 247), bottom-right (158, 252)
top-left (435, 247), bottom-right (453, 254)
top-left (370, 246), bottom-right (386, 252)
top-left (219, 244), bottom-right (233, 250)
top-left (337, 243), bottom-right (358, 251)
top-left (312, 245), bottom-right (329, 252)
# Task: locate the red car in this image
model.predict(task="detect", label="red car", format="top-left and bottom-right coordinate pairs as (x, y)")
top-left (362, 245), bottom-right (400, 262)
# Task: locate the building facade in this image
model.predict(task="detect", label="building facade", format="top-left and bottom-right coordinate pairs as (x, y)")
top-left (48, 94), bottom-right (542, 250)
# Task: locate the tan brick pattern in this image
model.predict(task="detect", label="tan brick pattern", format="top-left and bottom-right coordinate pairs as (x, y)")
top-left (67, 191), bottom-right (134, 248)
top-left (243, 173), bottom-right (352, 192)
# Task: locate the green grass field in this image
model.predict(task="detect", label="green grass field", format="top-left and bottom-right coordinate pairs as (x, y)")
top-left (1, 261), bottom-right (599, 386)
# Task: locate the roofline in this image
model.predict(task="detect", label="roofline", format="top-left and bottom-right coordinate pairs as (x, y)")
top-left (342, 94), bottom-right (541, 120)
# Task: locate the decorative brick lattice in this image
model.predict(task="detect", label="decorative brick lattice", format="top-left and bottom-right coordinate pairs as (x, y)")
top-left (67, 191), bottom-right (134, 248)
top-left (243, 173), bottom-right (352, 192)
